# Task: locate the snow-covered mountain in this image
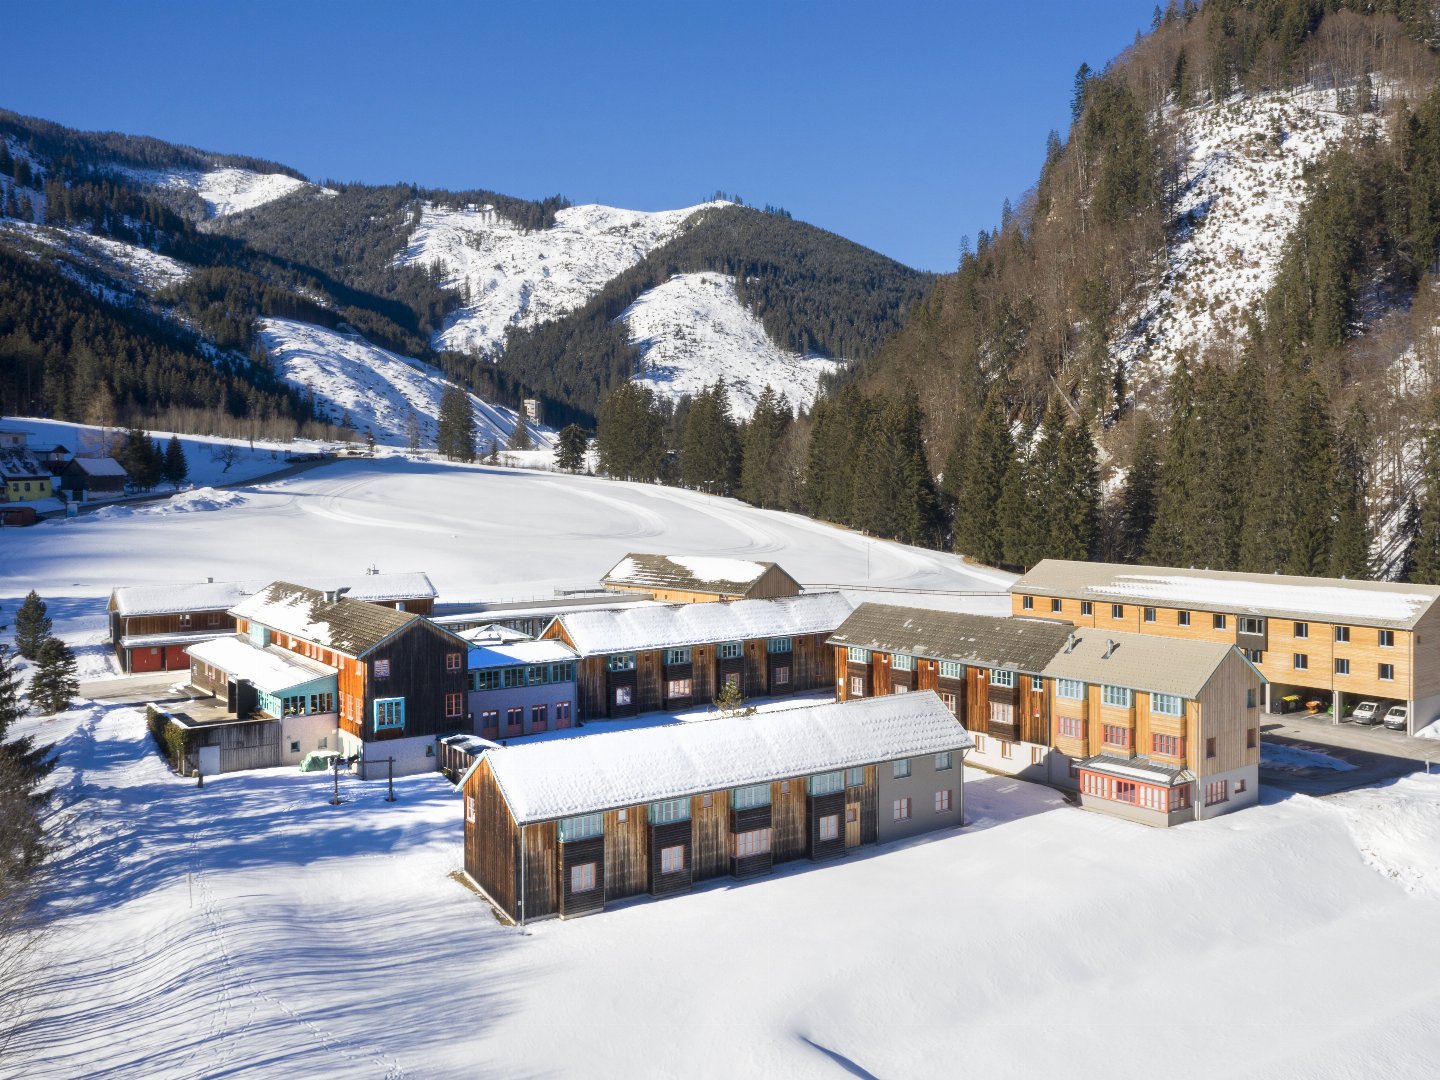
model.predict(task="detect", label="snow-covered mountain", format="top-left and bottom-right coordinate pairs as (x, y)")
top-left (257, 318), bottom-right (552, 449)
top-left (118, 165), bottom-right (324, 218)
top-left (625, 272), bottom-right (843, 416)
top-left (398, 199), bottom-right (724, 356)
top-left (0, 218), bottom-right (190, 294)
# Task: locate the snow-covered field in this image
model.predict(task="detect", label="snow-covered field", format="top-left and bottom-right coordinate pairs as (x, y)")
top-left (399, 200), bottom-right (723, 356)
top-left (257, 319), bottom-right (552, 449)
top-left (626, 271), bottom-right (844, 416)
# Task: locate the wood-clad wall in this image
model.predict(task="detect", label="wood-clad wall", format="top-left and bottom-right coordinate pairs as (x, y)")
top-left (771, 778), bottom-right (808, 862)
top-left (604, 805), bottom-right (649, 901)
top-left (691, 792), bottom-right (730, 881)
top-left (521, 821), bottom-right (559, 921)
top-left (1192, 650), bottom-right (1263, 777)
top-left (120, 611), bottom-right (233, 636)
top-left (465, 759), bottom-right (519, 920)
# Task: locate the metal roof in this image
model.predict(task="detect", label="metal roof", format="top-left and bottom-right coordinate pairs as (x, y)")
top-left (827, 603), bottom-right (1076, 674)
top-left (1079, 753), bottom-right (1195, 786)
top-left (1041, 628), bottom-right (1241, 699)
top-left (186, 636), bottom-right (336, 694)
top-left (111, 572), bottom-right (437, 617)
top-left (602, 553), bottom-right (791, 595)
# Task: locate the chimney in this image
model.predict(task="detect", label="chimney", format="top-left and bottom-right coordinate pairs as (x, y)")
top-left (1103, 639), bottom-right (1119, 659)
top-left (323, 589), bottom-right (338, 603)
top-left (1066, 632), bottom-right (1078, 653)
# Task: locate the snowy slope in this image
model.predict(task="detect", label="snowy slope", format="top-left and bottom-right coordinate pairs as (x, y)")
top-left (257, 318), bottom-right (553, 449)
top-left (1114, 86), bottom-right (1378, 391)
top-left (117, 165), bottom-right (320, 218)
top-left (0, 219), bottom-right (190, 292)
top-left (399, 200), bottom-right (724, 356)
top-left (625, 272), bottom-right (844, 416)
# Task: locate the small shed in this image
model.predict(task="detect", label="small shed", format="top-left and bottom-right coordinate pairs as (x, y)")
top-left (60, 456), bottom-right (128, 497)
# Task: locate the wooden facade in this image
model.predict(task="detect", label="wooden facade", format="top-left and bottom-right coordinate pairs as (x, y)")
top-left (602, 557), bottom-right (802, 604)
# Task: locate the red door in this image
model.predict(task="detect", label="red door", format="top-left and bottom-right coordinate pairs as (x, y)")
top-left (130, 646), bottom-right (163, 673)
top-left (164, 645), bottom-right (191, 670)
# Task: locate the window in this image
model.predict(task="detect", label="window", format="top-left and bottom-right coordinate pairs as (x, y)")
top-left (1057, 678), bottom-right (1085, 701)
top-left (893, 683), bottom-right (911, 695)
top-left (531, 704), bottom-right (548, 730)
top-left (818, 814), bottom-right (840, 841)
top-left (446, 652), bottom-right (461, 672)
top-left (289, 740), bottom-right (301, 753)
top-left (845, 767), bottom-right (866, 787)
top-left (1235, 779), bottom-right (1248, 794)
top-left (1379, 663), bottom-right (1395, 681)
top-left (772, 666), bottom-right (791, 687)
top-left (445, 693), bottom-right (463, 718)
top-left (374, 658), bottom-right (391, 679)
top-left (660, 846), bottom-right (686, 874)
top-left (892, 759), bottom-right (911, 779)
top-left (614, 685), bottom-right (632, 706)
top-left (208, 612), bottom-right (222, 628)
top-left (310, 692), bottom-right (334, 714)
top-left (1213, 614), bottom-right (1227, 630)
top-left (177, 613), bottom-right (192, 628)
top-left (1000, 741), bottom-right (1013, 759)
top-left (975, 735), bottom-right (986, 753)
top-left (560, 813), bottom-right (603, 841)
top-left (607, 653), bottom-right (636, 672)
top-left (665, 647), bottom-right (691, 666)
top-left (1379, 629), bottom-right (1395, 648)
top-left (666, 677), bottom-right (693, 698)
top-left (732, 783), bottom-right (771, 810)
top-left (1051, 598), bottom-right (1062, 613)
top-left (1101, 685), bottom-right (1133, 708)
top-left (733, 829), bottom-right (771, 858)
top-left (767, 637), bottom-right (792, 654)
top-left (618, 808), bottom-right (628, 822)
top-left (1205, 737), bottom-right (1217, 759)
top-left (1293, 653), bottom-right (1309, 671)
top-left (892, 798), bottom-right (912, 822)
top-left (1031, 675), bottom-right (1045, 692)
top-left (1080, 601), bottom-right (1093, 616)
top-left (471, 669), bottom-right (501, 692)
top-left (1294, 622), bottom-right (1309, 639)
top-left (939, 661), bottom-right (963, 679)
top-left (935, 789), bottom-right (953, 812)
top-left (1022, 595), bottom-right (1034, 610)
top-left (1111, 604), bottom-right (1125, 620)
top-left (780, 781), bottom-right (790, 794)
top-left (1150, 692), bottom-right (1183, 717)
top-left (480, 709), bottom-right (498, 731)
top-left (1144, 607), bottom-right (1156, 623)
top-left (722, 672), bottom-right (740, 693)
top-left (570, 863), bottom-right (597, 893)
top-left (990, 668), bottom-right (1015, 688)
top-left (940, 691), bottom-right (958, 715)
top-left (849, 676), bottom-right (865, 698)
top-left (318, 737), bottom-right (328, 749)
top-left (1246, 688), bottom-right (1256, 709)
top-left (1239, 617), bottom-right (1263, 636)
top-left (1335, 658), bottom-right (1350, 676)
top-left (1152, 733), bottom-right (1183, 758)
top-left (374, 698), bottom-right (405, 730)
top-left (1245, 649), bottom-right (1264, 665)
top-left (1335, 625), bottom-right (1351, 643)
top-left (1247, 727), bottom-right (1258, 749)
top-left (717, 641), bottom-right (743, 660)
top-left (649, 799), bottom-right (691, 824)
top-left (892, 653), bottom-right (915, 671)
top-left (808, 771), bottom-right (844, 796)
top-left (990, 701), bottom-right (1014, 728)
top-left (506, 706), bottom-right (523, 730)
top-left (425, 743), bottom-right (435, 758)
top-left (935, 752), bottom-right (953, 771)
top-left (846, 806), bottom-right (858, 823)
top-left (1031, 746), bottom-right (1044, 765)
top-left (465, 795), bottom-right (476, 823)
top-left (1177, 610), bottom-right (1191, 626)
top-left (847, 646), bottom-right (871, 664)
top-left (1102, 724), bottom-right (1131, 749)
top-left (1205, 780), bottom-right (1229, 806)
top-left (1057, 716), bottom-right (1085, 740)
top-left (701, 793), bottom-right (713, 809)
top-left (282, 695), bottom-right (305, 716)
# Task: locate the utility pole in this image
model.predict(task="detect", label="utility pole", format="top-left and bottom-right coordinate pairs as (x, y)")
top-left (330, 754), bottom-right (342, 805)
top-left (385, 756), bottom-right (396, 802)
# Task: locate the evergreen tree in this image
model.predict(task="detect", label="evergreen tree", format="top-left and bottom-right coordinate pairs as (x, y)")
top-left (952, 391), bottom-right (1014, 567)
top-left (1147, 361), bottom-right (1197, 565)
top-left (555, 424), bottom-right (588, 473)
top-left (804, 386), bottom-right (876, 526)
top-left (0, 612), bottom-right (55, 876)
top-left (739, 386), bottom-right (792, 509)
top-left (680, 381), bottom-right (740, 494)
top-left (1050, 416), bottom-right (1101, 560)
top-left (115, 428), bottom-right (163, 490)
top-left (1183, 362), bottom-right (1244, 570)
top-left (850, 389), bottom-right (941, 546)
top-left (1029, 405), bottom-right (1068, 559)
top-left (162, 434), bottom-right (188, 489)
top-left (1329, 403), bottom-right (1373, 579)
top-left (436, 384), bottom-right (476, 462)
top-left (507, 412), bottom-right (533, 451)
top-left (596, 381), bottom-right (665, 481)
top-left (29, 637), bottom-right (78, 715)
top-left (13, 591), bottom-right (51, 661)
top-left (1410, 396), bottom-right (1440, 583)
top-left (1117, 418), bottom-right (1160, 562)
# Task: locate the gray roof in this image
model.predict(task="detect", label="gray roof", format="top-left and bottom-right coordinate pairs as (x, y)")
top-left (1080, 753), bottom-right (1194, 786)
top-left (1013, 559), bottom-right (1440, 631)
top-left (112, 572), bottom-right (437, 617)
top-left (827, 603), bottom-right (1076, 674)
top-left (0, 447), bottom-right (48, 480)
top-left (557, 592), bottom-right (852, 656)
top-left (602, 553), bottom-right (792, 595)
top-left (1041, 628), bottom-right (1241, 699)
top-left (232, 581), bottom-right (428, 657)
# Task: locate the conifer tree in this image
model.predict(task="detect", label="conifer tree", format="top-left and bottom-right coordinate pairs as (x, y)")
top-left (999, 450), bottom-right (1043, 571)
top-left (507, 412), bottom-right (532, 451)
top-left (436, 384), bottom-right (476, 462)
top-left (29, 637), bottom-right (78, 715)
top-left (953, 391), bottom-right (1013, 567)
top-left (1147, 361), bottom-right (1197, 566)
top-left (739, 386), bottom-right (791, 509)
top-left (0, 612), bottom-right (55, 875)
top-left (555, 424), bottom-right (588, 473)
top-left (1184, 362), bottom-right (1244, 569)
top-left (850, 390), bottom-right (941, 546)
top-left (1410, 397), bottom-right (1440, 584)
top-left (1329, 403), bottom-right (1372, 579)
top-left (405, 409), bottom-right (422, 451)
top-left (13, 591), bottom-right (51, 661)
top-left (1117, 417), bottom-right (1160, 562)
top-left (680, 381), bottom-right (740, 495)
top-left (596, 381), bottom-right (665, 481)
top-left (1050, 416), bottom-right (1101, 560)
top-left (162, 435), bottom-right (188, 489)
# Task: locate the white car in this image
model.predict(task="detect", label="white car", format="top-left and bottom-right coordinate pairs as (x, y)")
top-left (1383, 705), bottom-right (1408, 731)
top-left (1350, 701), bottom-right (1381, 725)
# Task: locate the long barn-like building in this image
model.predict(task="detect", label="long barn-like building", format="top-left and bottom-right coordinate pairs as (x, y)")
top-left (461, 692), bottom-right (973, 922)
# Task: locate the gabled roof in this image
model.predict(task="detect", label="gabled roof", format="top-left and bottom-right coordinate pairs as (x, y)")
top-left (828, 603), bottom-right (1076, 674)
top-left (1040, 628), bottom-right (1244, 699)
top-left (468, 640), bottom-right (577, 670)
top-left (1079, 753), bottom-right (1194, 786)
top-left (186, 635), bottom-right (336, 694)
top-left (482, 692), bottom-right (973, 824)
top-left (110, 571), bottom-right (437, 617)
top-left (65, 456), bottom-right (128, 477)
top-left (0, 447), bottom-right (48, 480)
top-left (602, 553), bottom-right (793, 596)
top-left (1013, 559), bottom-right (1440, 631)
top-left (231, 581), bottom-right (422, 657)
top-left (554, 592), bottom-right (852, 656)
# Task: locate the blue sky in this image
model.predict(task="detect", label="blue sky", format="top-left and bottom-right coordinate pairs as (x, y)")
top-left (2, 1), bottom-right (1156, 271)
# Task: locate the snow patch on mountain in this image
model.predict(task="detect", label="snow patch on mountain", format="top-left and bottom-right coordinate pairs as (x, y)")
top-left (257, 318), bottom-right (553, 449)
top-left (0, 219), bottom-right (190, 292)
top-left (1114, 86), bottom-right (1378, 391)
top-left (116, 165), bottom-right (320, 218)
top-left (624, 272), bottom-right (844, 417)
top-left (399, 200), bottom-right (725, 356)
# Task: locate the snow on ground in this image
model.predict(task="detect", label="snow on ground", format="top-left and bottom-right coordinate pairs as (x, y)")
top-left (625, 271), bottom-right (844, 416)
top-left (115, 165), bottom-right (319, 218)
top-left (0, 219), bottom-right (191, 292)
top-left (1333, 774), bottom-right (1440, 900)
top-left (87, 487), bottom-right (249, 520)
top-left (399, 200), bottom-right (724, 356)
top-left (1114, 86), bottom-right (1376, 392)
top-left (1261, 741), bottom-right (1359, 772)
top-left (257, 318), bottom-right (554, 449)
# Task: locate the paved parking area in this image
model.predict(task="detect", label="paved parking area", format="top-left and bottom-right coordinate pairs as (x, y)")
top-left (1260, 710), bottom-right (1440, 796)
top-left (79, 671), bottom-right (199, 705)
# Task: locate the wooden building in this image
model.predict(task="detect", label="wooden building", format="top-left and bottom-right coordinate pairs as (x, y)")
top-left (1011, 559), bottom-right (1440, 735)
top-left (461, 692), bottom-right (973, 923)
top-left (466, 639), bottom-right (578, 740)
top-left (601, 553), bottom-right (802, 603)
top-left (109, 571), bottom-right (438, 673)
top-left (542, 592), bottom-right (852, 720)
top-left (231, 581), bottom-right (469, 776)
top-left (58, 456), bottom-right (128, 498)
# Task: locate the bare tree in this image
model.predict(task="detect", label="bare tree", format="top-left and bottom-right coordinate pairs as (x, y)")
top-left (209, 444), bottom-right (243, 474)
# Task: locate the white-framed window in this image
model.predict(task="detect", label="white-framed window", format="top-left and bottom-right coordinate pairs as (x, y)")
top-left (1051, 598), bottom-right (1062, 613)
top-left (733, 828), bottom-right (771, 858)
top-left (1031, 675), bottom-right (1044, 691)
top-left (560, 813), bottom-right (603, 842)
top-left (465, 795), bottom-right (476, 823)
top-left (444, 692), bottom-right (463, 718)
top-left (570, 863), bottom-right (597, 893)
top-left (374, 697), bottom-right (405, 730)
top-left (1101, 684), bottom-right (1133, 708)
top-left (990, 701), bottom-right (1014, 727)
top-left (935, 789), bottom-right (952, 812)
top-left (666, 677), bottom-right (693, 698)
top-left (1239, 617), bottom-right (1263, 636)
top-left (614, 685), bottom-right (632, 706)
top-left (892, 653), bottom-right (915, 671)
top-left (732, 783), bottom-right (771, 810)
top-left (660, 845), bottom-right (686, 873)
top-left (1030, 746), bottom-right (1043, 765)
top-left (991, 668), bottom-right (1015, 688)
top-left (849, 676), bottom-right (865, 697)
top-left (607, 653), bottom-right (636, 672)
top-left (446, 652), bottom-right (462, 672)
top-left (1294, 622), bottom-right (1308, 639)
top-left (1335, 658), bottom-right (1350, 675)
top-left (665, 647), bottom-right (691, 666)
top-left (845, 767), bottom-right (866, 787)
top-left (847, 646), bottom-right (871, 664)
top-left (892, 798), bottom-right (912, 822)
top-left (1080, 601), bottom-right (1093, 616)
top-left (939, 660), bottom-right (963, 679)
top-left (1335, 625), bottom-right (1351, 643)
top-left (940, 690), bottom-right (958, 715)
top-left (1057, 715), bottom-right (1084, 739)
top-left (767, 636), bottom-right (792, 654)
top-left (1150, 692), bottom-right (1183, 717)
top-left (374, 658), bottom-right (391, 679)
top-left (1000, 741), bottom-right (1013, 759)
top-left (717, 641), bottom-right (743, 660)
top-left (818, 814), bottom-right (839, 841)
top-left (935, 752), bottom-right (953, 771)
top-left (892, 758), bottom-right (911, 779)
top-left (1143, 607), bottom-right (1156, 623)
top-left (1022, 595), bottom-right (1034, 610)
top-left (772, 665), bottom-right (791, 686)
top-left (1293, 653), bottom-right (1308, 671)
top-left (808, 771), bottom-right (844, 796)
top-left (1379, 663), bottom-right (1395, 681)
top-left (1379, 630), bottom-right (1395, 648)
top-left (1110, 604), bottom-right (1124, 620)
top-left (1057, 678), bottom-right (1085, 701)
top-left (1213, 614), bottom-right (1227, 630)
top-left (649, 798), bottom-right (691, 824)
top-left (1177, 610), bottom-right (1191, 626)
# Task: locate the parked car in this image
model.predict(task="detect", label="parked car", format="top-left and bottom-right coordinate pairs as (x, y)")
top-left (1349, 701), bottom-right (1381, 725)
top-left (1383, 705), bottom-right (1408, 731)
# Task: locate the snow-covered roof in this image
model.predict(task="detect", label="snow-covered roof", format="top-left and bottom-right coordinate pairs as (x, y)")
top-left (186, 635), bottom-right (336, 694)
top-left (482, 692), bottom-right (973, 824)
top-left (111, 571), bottom-right (437, 617)
top-left (0, 447), bottom-right (48, 480)
top-left (67, 456), bottom-right (128, 477)
top-left (468, 640), bottom-right (577, 670)
top-left (830, 603), bottom-right (1076, 674)
top-left (1080, 754), bottom-right (1194, 786)
top-left (231, 581), bottom-right (424, 657)
top-left (602, 553), bottom-right (796, 596)
top-left (1014, 559), bottom-right (1440, 630)
top-left (120, 630), bottom-right (232, 649)
top-left (554, 592), bottom-right (853, 656)
top-left (459, 623), bottom-right (533, 645)
top-left (1041, 629), bottom-right (1244, 700)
